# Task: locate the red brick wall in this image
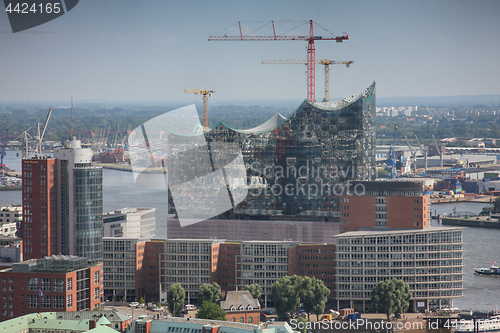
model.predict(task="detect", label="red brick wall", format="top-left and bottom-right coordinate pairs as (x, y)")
top-left (22, 158), bottom-right (57, 259)
top-left (225, 311), bottom-right (260, 324)
top-left (216, 243), bottom-right (240, 292)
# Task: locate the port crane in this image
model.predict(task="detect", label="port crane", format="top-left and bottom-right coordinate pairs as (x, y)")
top-left (208, 20), bottom-right (349, 103)
top-left (0, 128), bottom-right (8, 169)
top-left (432, 135), bottom-right (443, 168)
top-left (262, 59), bottom-right (353, 102)
top-left (387, 125), bottom-right (398, 179)
top-left (414, 135), bottom-right (427, 170)
top-left (184, 89), bottom-right (214, 129)
top-left (33, 107), bottom-right (53, 157)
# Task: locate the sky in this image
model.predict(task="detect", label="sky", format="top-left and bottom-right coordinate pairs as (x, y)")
top-left (1, 0), bottom-right (500, 103)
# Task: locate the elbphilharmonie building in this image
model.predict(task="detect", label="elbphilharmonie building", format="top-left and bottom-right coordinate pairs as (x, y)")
top-left (164, 82), bottom-right (376, 240)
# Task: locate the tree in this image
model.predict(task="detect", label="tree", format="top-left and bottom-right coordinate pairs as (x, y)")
top-left (271, 275), bottom-right (302, 320)
top-left (197, 283), bottom-right (222, 305)
top-left (196, 301), bottom-right (226, 321)
top-left (122, 296), bottom-right (126, 303)
top-left (301, 277), bottom-right (330, 320)
top-left (371, 278), bottom-right (412, 321)
top-left (493, 197), bottom-right (500, 213)
top-left (243, 284), bottom-right (262, 302)
top-left (167, 283), bottom-right (185, 317)
top-left (139, 297), bottom-right (145, 305)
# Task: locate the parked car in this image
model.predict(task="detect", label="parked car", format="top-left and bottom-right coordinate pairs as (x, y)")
top-left (129, 302), bottom-right (139, 307)
top-left (137, 303), bottom-right (145, 308)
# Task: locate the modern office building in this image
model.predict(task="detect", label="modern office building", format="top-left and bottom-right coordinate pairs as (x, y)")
top-left (288, 243), bottom-right (336, 301)
top-left (339, 181), bottom-right (430, 233)
top-left (0, 255), bottom-right (103, 321)
top-left (158, 239), bottom-right (224, 304)
top-left (166, 82), bottom-right (376, 239)
top-left (334, 227), bottom-right (464, 312)
top-left (103, 207), bottom-right (156, 239)
top-left (0, 205), bottom-right (21, 238)
top-left (235, 241), bottom-right (299, 308)
top-left (54, 139), bottom-right (104, 262)
top-left (143, 239), bottom-right (165, 302)
top-left (102, 237), bottom-right (147, 302)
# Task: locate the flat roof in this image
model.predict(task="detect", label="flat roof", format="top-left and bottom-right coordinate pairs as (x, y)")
top-left (335, 226), bottom-right (466, 237)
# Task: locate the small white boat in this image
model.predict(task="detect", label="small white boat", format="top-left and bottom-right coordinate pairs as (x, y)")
top-left (456, 315), bottom-right (500, 333)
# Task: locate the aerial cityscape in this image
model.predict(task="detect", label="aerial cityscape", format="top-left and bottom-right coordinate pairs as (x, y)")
top-left (1, 1), bottom-right (500, 333)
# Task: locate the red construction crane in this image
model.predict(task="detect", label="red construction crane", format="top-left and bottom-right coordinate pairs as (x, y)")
top-left (208, 20), bottom-right (349, 103)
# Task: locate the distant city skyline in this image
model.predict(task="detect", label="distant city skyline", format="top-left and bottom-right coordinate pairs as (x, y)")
top-left (1, 0), bottom-right (500, 102)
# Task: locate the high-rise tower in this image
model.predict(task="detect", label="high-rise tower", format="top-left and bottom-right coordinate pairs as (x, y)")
top-left (21, 156), bottom-right (58, 259)
top-left (54, 139), bottom-right (103, 262)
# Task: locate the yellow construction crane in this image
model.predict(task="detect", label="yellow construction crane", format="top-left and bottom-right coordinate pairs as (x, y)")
top-left (262, 59), bottom-right (353, 102)
top-left (184, 89), bottom-right (215, 129)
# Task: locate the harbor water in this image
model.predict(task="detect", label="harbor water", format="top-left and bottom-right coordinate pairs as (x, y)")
top-left (0, 150), bottom-right (499, 312)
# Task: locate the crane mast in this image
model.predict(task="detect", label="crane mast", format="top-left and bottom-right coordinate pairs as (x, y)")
top-left (262, 59), bottom-right (353, 102)
top-left (184, 89), bottom-right (214, 129)
top-left (209, 20), bottom-right (349, 103)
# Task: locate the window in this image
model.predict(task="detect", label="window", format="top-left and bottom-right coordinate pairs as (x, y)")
top-left (54, 295), bottom-right (64, 309)
top-left (248, 316), bottom-right (253, 323)
top-left (28, 295), bottom-right (38, 308)
top-left (67, 294), bottom-right (73, 308)
top-left (94, 287), bottom-right (100, 301)
top-left (240, 317), bottom-right (244, 323)
top-left (67, 278), bottom-right (73, 291)
top-left (54, 279), bottom-right (64, 292)
top-left (41, 278), bottom-right (51, 291)
top-left (41, 295), bottom-right (51, 308)
top-left (28, 278), bottom-right (38, 291)
top-left (94, 271), bottom-right (100, 284)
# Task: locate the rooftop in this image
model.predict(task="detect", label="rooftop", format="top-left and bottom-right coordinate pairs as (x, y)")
top-left (335, 226), bottom-right (466, 237)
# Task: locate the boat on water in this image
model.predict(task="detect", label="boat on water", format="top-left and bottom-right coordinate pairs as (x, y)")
top-left (475, 263), bottom-right (500, 276)
top-left (456, 315), bottom-right (500, 333)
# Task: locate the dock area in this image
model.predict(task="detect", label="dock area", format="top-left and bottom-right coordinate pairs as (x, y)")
top-left (441, 216), bottom-right (500, 229)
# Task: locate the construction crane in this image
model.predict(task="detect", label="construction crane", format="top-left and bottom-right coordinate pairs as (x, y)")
top-left (262, 59), bottom-right (353, 102)
top-left (184, 89), bottom-right (214, 129)
top-left (208, 20), bottom-right (349, 103)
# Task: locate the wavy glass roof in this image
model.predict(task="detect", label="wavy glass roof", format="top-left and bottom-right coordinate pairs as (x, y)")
top-left (212, 81), bottom-right (375, 134)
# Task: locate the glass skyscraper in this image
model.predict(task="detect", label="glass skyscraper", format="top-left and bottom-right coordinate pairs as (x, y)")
top-left (54, 139), bottom-right (103, 262)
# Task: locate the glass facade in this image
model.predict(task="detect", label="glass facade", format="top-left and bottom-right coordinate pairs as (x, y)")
top-left (74, 165), bottom-right (103, 262)
top-left (168, 82), bottom-right (376, 220)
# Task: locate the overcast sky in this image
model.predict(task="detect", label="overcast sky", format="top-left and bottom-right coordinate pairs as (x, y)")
top-left (1, 0), bottom-right (500, 103)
